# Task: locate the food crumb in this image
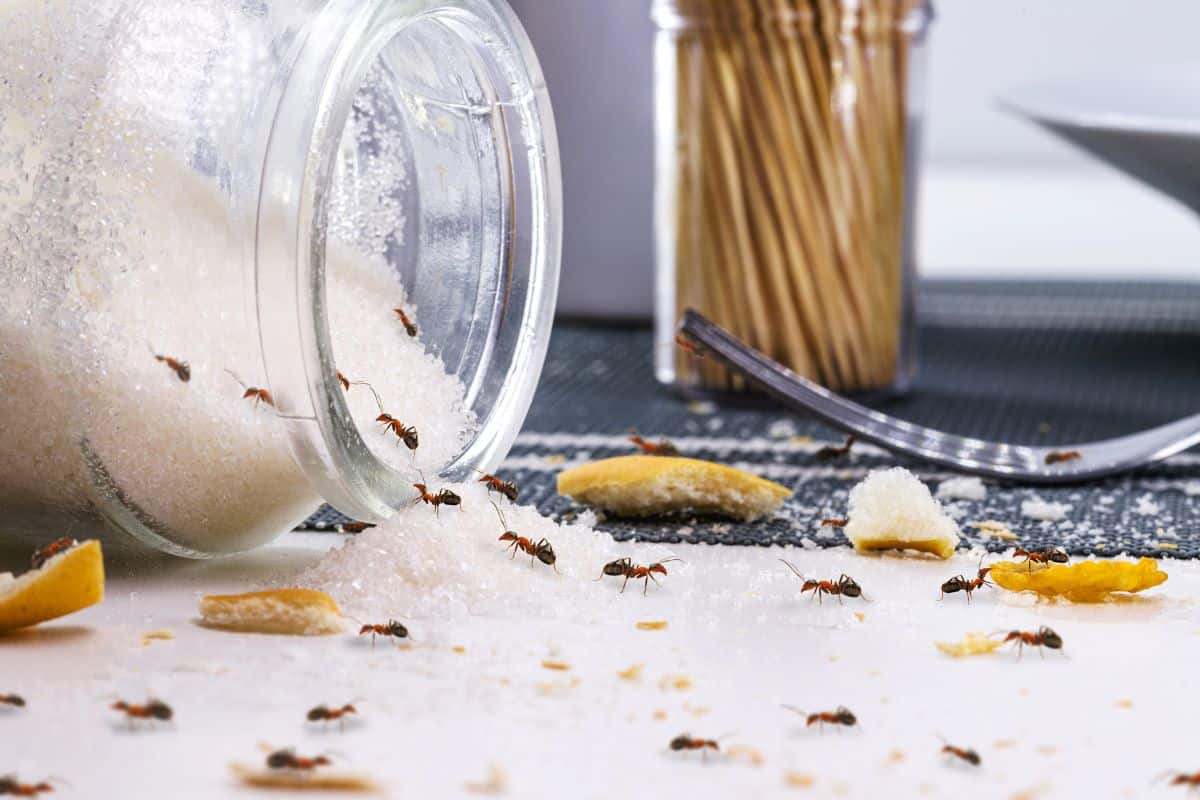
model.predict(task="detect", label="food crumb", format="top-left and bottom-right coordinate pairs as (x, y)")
top-left (659, 674), bottom-right (693, 691)
top-left (540, 660), bottom-right (571, 672)
top-left (464, 764), bottom-right (508, 795)
top-left (231, 764), bottom-right (378, 792)
top-left (1116, 699), bottom-right (1134, 709)
top-left (1154, 541), bottom-right (1178, 550)
top-left (1036, 745), bottom-right (1057, 756)
top-left (853, 612), bottom-right (865, 622)
top-left (727, 745), bottom-right (765, 767)
top-left (617, 664), bottom-right (644, 682)
top-left (452, 645), bottom-right (466, 654)
top-left (141, 629), bottom-right (175, 646)
top-left (652, 709), bottom-right (668, 721)
top-left (783, 771), bottom-right (816, 789)
top-left (683, 702), bottom-right (710, 717)
top-left (973, 520), bottom-right (1018, 541)
top-left (888, 749), bottom-right (905, 763)
top-left (535, 678), bottom-right (580, 696)
top-left (637, 620), bottom-right (669, 631)
top-left (543, 454), bottom-right (567, 466)
top-left (994, 739), bottom-right (1017, 749)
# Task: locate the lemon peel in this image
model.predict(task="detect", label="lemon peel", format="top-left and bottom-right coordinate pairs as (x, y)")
top-left (0, 540), bottom-right (104, 631)
top-left (989, 558), bottom-right (1167, 603)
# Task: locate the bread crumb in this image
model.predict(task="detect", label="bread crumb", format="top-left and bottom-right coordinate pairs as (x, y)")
top-left (198, 589), bottom-right (345, 636)
top-left (452, 645), bottom-right (466, 654)
top-left (540, 660), bottom-right (571, 672)
top-left (888, 749), bottom-right (906, 763)
top-left (1154, 542), bottom-right (1178, 550)
top-left (727, 745), bottom-right (765, 767)
top-left (617, 664), bottom-right (644, 682)
top-left (844, 468), bottom-right (960, 559)
top-left (543, 454), bottom-right (567, 466)
top-left (935, 632), bottom-right (1004, 658)
top-left (784, 772), bottom-right (816, 788)
top-left (659, 674), bottom-right (693, 691)
top-left (853, 612), bottom-right (865, 622)
top-left (1035, 745), bottom-right (1057, 756)
top-left (464, 764), bottom-right (508, 795)
top-left (1116, 699), bottom-right (1134, 709)
top-left (141, 629), bottom-right (175, 646)
top-left (652, 709), bottom-right (668, 721)
top-left (973, 520), bottom-right (1018, 541)
top-left (231, 764), bottom-right (379, 793)
top-left (637, 620), bottom-right (669, 631)
top-left (994, 739), bottom-right (1017, 749)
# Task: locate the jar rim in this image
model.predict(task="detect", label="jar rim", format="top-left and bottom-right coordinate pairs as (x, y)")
top-left (255, 0), bottom-right (561, 523)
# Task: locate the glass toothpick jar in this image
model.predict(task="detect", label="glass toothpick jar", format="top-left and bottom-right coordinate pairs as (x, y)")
top-left (652, 0), bottom-right (933, 395)
top-left (0, 0), bottom-right (562, 556)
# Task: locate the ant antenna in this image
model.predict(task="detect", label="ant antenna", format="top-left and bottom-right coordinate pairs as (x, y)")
top-left (781, 704), bottom-right (806, 716)
top-left (778, 559), bottom-right (805, 580)
top-left (224, 368), bottom-right (247, 389)
top-left (355, 380), bottom-right (385, 414)
top-left (489, 500), bottom-right (510, 531)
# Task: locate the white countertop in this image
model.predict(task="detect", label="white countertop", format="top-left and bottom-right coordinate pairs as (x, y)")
top-left (1, 533), bottom-right (1194, 799)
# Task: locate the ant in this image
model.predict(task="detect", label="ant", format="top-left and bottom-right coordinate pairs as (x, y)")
top-left (596, 557), bottom-right (683, 596)
top-left (225, 370), bottom-right (273, 408)
top-left (674, 333), bottom-right (706, 359)
top-left (111, 698), bottom-right (174, 728)
top-left (1013, 547), bottom-right (1069, 571)
top-left (493, 503), bottom-right (557, 571)
top-left (996, 626), bottom-right (1063, 660)
top-left (0, 776), bottom-right (58, 796)
top-left (1044, 450), bottom-right (1082, 465)
top-left (154, 354), bottom-right (190, 382)
top-left (783, 705), bottom-right (858, 730)
top-left (669, 734), bottom-right (721, 758)
top-left (820, 517), bottom-right (848, 528)
top-left (476, 470), bottom-right (519, 502)
top-left (0, 694), bottom-right (25, 708)
top-left (412, 471), bottom-right (461, 515)
top-left (394, 308), bottom-right (418, 337)
top-left (31, 537), bottom-right (77, 570)
top-left (358, 619), bottom-right (408, 648)
top-left (306, 703), bottom-right (359, 731)
top-left (336, 371), bottom-right (350, 391)
top-left (940, 558), bottom-right (992, 602)
top-left (779, 559), bottom-right (863, 604)
top-left (1157, 771), bottom-right (1200, 791)
top-left (940, 740), bottom-right (981, 766)
top-left (629, 431), bottom-right (680, 457)
top-left (814, 435), bottom-right (856, 462)
top-left (339, 522), bottom-right (376, 533)
top-left (266, 749), bottom-right (333, 772)
top-left (378, 414), bottom-right (419, 450)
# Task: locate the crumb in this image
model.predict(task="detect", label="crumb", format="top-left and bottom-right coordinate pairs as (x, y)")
top-left (652, 710), bottom-right (668, 721)
top-left (888, 749), bottom-right (905, 763)
top-left (1116, 699), bottom-right (1134, 709)
top-left (541, 660), bottom-right (571, 672)
top-left (1154, 542), bottom-right (1178, 550)
top-left (994, 739), bottom-right (1017, 749)
top-left (843, 467), bottom-right (960, 559)
top-left (687, 400), bottom-right (716, 415)
top-left (617, 664), bottom-right (644, 682)
top-left (937, 477), bottom-right (987, 502)
top-left (1018, 688), bottom-right (1030, 697)
top-left (972, 520), bottom-right (1018, 541)
top-left (543, 454), bottom-right (567, 466)
top-left (1035, 745), bottom-right (1057, 756)
top-left (464, 764), bottom-right (508, 795)
top-left (726, 745), bottom-right (765, 767)
top-left (658, 674), bottom-right (693, 691)
top-left (231, 764), bottom-right (378, 793)
top-left (198, 589), bottom-right (345, 636)
top-left (683, 703), bottom-right (710, 717)
top-left (452, 645), bottom-right (466, 654)
top-left (535, 678), bottom-right (581, 696)
top-left (789, 435), bottom-right (813, 445)
top-left (936, 632), bottom-right (1003, 658)
top-left (637, 620), bottom-right (669, 631)
top-left (853, 612), bottom-right (865, 622)
top-left (783, 771), bottom-right (816, 789)
top-left (140, 629), bottom-right (175, 646)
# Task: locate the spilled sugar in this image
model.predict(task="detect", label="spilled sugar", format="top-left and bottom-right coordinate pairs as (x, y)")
top-left (936, 477), bottom-right (987, 502)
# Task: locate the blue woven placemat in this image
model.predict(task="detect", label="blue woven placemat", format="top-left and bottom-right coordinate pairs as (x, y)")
top-left (303, 280), bottom-right (1200, 557)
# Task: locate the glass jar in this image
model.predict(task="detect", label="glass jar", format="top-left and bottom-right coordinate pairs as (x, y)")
top-left (0, 0), bottom-right (561, 557)
top-left (652, 0), bottom-right (932, 395)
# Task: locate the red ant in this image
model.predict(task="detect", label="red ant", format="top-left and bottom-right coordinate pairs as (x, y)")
top-left (412, 471), bottom-right (461, 515)
top-left (306, 702), bottom-right (359, 731)
top-left (1044, 450), bottom-right (1082, 465)
top-left (629, 431), bottom-right (680, 457)
top-left (996, 626), bottom-right (1063, 660)
top-left (940, 740), bottom-right (981, 766)
top-left (0, 776), bottom-right (59, 796)
top-left (674, 333), bottom-right (705, 359)
top-left (783, 705), bottom-right (858, 730)
top-left (820, 518), bottom-right (848, 528)
top-left (111, 698), bottom-right (174, 728)
top-left (1157, 771), bottom-right (1200, 791)
top-left (357, 619), bottom-right (408, 648)
top-left (339, 522), bottom-right (376, 533)
top-left (0, 694), bottom-right (25, 708)
top-left (814, 435), bottom-right (856, 462)
top-left (31, 537), bottom-right (77, 570)
top-left (494, 503), bottom-right (557, 571)
top-left (940, 558), bottom-right (992, 602)
top-left (476, 470), bottom-right (519, 502)
top-left (1013, 547), bottom-right (1069, 571)
top-left (596, 557), bottom-right (683, 595)
top-left (377, 414), bottom-right (419, 450)
top-left (394, 308), bottom-right (418, 337)
top-left (154, 354), bottom-right (190, 382)
top-left (669, 734), bottom-right (721, 757)
top-left (336, 371), bottom-right (350, 391)
top-left (266, 749), bottom-right (334, 772)
top-left (779, 559), bottom-right (863, 604)
top-left (225, 370), bottom-right (273, 408)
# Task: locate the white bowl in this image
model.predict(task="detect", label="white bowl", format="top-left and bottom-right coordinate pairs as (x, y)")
top-left (998, 65), bottom-right (1200, 214)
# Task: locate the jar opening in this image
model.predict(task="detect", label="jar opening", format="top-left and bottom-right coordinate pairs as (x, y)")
top-left (256, 0), bottom-right (561, 522)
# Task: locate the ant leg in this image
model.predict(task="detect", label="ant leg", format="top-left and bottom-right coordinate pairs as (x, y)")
top-left (619, 574), bottom-right (630, 594)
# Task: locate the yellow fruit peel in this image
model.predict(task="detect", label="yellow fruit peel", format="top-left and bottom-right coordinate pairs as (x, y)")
top-left (935, 632), bottom-right (1004, 658)
top-left (989, 558), bottom-right (1167, 603)
top-left (199, 588), bottom-right (346, 635)
top-left (0, 540), bottom-right (105, 631)
top-left (557, 455), bottom-right (791, 522)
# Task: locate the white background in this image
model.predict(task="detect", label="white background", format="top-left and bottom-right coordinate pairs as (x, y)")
top-left (508, 0), bottom-right (1200, 317)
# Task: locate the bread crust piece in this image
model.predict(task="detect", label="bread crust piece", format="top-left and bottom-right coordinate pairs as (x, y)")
top-left (199, 588), bottom-right (345, 635)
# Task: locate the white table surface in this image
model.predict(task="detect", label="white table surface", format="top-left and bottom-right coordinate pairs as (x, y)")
top-left (1, 533), bottom-right (1195, 799)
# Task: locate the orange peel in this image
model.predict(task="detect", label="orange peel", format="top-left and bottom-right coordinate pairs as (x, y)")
top-left (989, 558), bottom-right (1167, 603)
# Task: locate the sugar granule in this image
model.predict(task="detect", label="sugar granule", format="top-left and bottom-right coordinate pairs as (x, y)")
top-left (936, 477), bottom-right (987, 502)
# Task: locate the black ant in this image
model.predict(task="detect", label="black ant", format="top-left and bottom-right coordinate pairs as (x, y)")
top-left (412, 471), bottom-right (461, 515)
top-left (154, 354), bottom-right (190, 382)
top-left (596, 557), bottom-right (683, 595)
top-left (779, 559), bottom-right (863, 604)
top-left (783, 705), bottom-right (858, 730)
top-left (111, 698), bottom-right (174, 728)
top-left (1044, 450), bottom-right (1082, 465)
top-left (0, 694), bottom-right (25, 708)
top-left (629, 430), bottom-right (679, 457)
top-left (306, 702), bottom-right (359, 731)
top-left (669, 734), bottom-right (721, 757)
top-left (266, 749), bottom-right (334, 772)
top-left (940, 558), bottom-right (992, 602)
top-left (493, 502), bottom-right (557, 571)
top-left (357, 620), bottom-right (408, 648)
top-left (476, 470), bottom-right (519, 502)
top-left (31, 537), bottom-right (77, 570)
top-left (225, 370), bottom-right (273, 408)
top-left (996, 626), bottom-right (1063, 660)
top-left (1013, 547), bottom-right (1069, 571)
top-left (0, 776), bottom-right (59, 796)
top-left (814, 435), bottom-right (855, 462)
top-left (394, 308), bottom-right (418, 337)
